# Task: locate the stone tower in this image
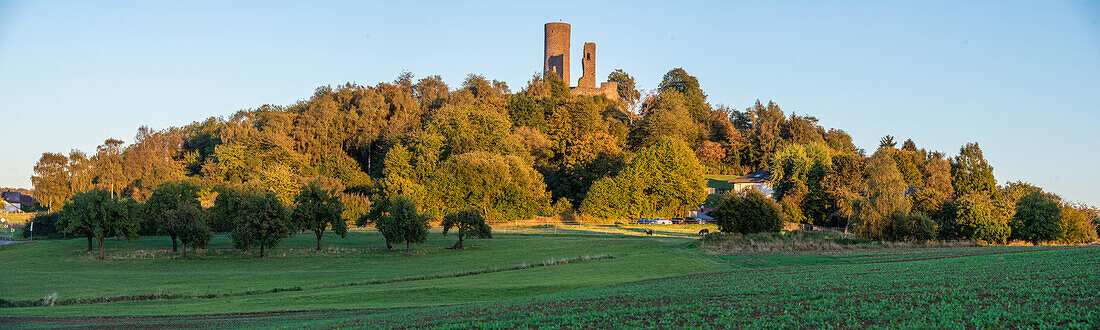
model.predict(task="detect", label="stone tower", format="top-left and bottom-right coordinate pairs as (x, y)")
top-left (578, 42), bottom-right (596, 88)
top-left (544, 22), bottom-right (570, 85)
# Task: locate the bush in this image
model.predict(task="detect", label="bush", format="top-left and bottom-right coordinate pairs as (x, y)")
top-left (20, 212), bottom-right (63, 239)
top-left (711, 189), bottom-right (783, 234)
top-left (887, 211), bottom-right (937, 241)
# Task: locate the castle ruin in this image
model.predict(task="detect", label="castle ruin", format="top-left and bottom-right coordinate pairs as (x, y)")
top-left (543, 22), bottom-right (619, 101)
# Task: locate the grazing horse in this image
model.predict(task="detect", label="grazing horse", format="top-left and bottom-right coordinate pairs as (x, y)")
top-left (698, 229), bottom-right (710, 236)
top-left (644, 229), bottom-right (654, 236)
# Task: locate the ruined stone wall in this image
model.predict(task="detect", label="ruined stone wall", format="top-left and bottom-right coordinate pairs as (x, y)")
top-left (579, 42), bottom-right (595, 88)
top-left (544, 23), bottom-right (570, 85)
top-left (570, 81), bottom-right (620, 101)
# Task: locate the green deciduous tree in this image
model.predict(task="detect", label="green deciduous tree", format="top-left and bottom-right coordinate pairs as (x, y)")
top-left (954, 193), bottom-right (1011, 244)
top-left (1010, 191), bottom-right (1062, 245)
top-left (428, 152), bottom-right (550, 222)
top-left (823, 153), bottom-right (864, 224)
top-left (144, 180), bottom-right (201, 251)
top-left (58, 189), bottom-right (139, 260)
top-left (292, 183), bottom-right (347, 251)
top-left (657, 68), bottom-right (710, 123)
top-left (631, 92), bottom-right (701, 148)
top-left (711, 189), bottom-right (784, 234)
top-left (1059, 204), bottom-right (1099, 244)
top-left (853, 148), bottom-right (910, 240)
top-left (580, 137), bottom-right (705, 219)
top-left (375, 195), bottom-right (430, 255)
top-left (230, 192), bottom-right (293, 257)
top-left (769, 143), bottom-right (832, 224)
top-left (441, 208), bottom-right (492, 249)
top-left (951, 142), bottom-right (996, 197)
top-left (165, 203), bottom-right (211, 259)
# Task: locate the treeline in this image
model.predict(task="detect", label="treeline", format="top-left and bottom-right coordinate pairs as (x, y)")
top-left (714, 136), bottom-right (1099, 245)
top-left (32, 68), bottom-right (850, 223)
top-left (29, 67), bottom-right (1099, 245)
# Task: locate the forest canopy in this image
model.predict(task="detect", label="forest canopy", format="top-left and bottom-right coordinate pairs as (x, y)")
top-left (29, 68), bottom-right (1099, 242)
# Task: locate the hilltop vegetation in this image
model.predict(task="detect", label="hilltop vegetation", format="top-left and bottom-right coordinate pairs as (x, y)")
top-left (24, 67), bottom-right (1098, 247)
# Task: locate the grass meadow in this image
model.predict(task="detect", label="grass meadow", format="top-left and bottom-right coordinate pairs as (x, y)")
top-left (0, 226), bottom-right (1096, 328)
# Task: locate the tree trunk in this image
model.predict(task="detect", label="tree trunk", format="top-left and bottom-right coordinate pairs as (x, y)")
top-left (87, 236), bottom-right (93, 252)
top-left (385, 239), bottom-right (393, 250)
top-left (405, 241), bottom-right (410, 256)
top-left (181, 242), bottom-right (187, 259)
top-left (450, 237), bottom-right (464, 250)
top-left (260, 244), bottom-right (265, 258)
top-left (171, 235), bottom-right (178, 252)
top-left (98, 237), bottom-right (105, 260)
top-left (316, 229), bottom-right (323, 251)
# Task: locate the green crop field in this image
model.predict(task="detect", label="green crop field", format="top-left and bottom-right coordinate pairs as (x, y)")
top-left (1, 227), bottom-right (1097, 328)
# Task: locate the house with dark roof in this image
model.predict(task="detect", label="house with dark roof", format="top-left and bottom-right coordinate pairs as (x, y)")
top-left (727, 168), bottom-right (775, 197)
top-left (1, 192), bottom-right (21, 204)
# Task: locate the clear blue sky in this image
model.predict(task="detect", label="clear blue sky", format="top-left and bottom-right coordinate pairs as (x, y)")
top-left (1, 1), bottom-right (1098, 204)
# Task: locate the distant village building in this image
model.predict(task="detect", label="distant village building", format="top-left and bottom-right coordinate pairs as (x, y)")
top-left (1, 191), bottom-right (34, 213)
top-left (727, 168), bottom-right (775, 197)
top-left (1, 192), bottom-right (21, 204)
top-left (1, 200), bottom-right (22, 214)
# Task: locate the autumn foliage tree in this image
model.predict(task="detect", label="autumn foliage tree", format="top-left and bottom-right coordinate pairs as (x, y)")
top-left (853, 148), bottom-right (910, 240)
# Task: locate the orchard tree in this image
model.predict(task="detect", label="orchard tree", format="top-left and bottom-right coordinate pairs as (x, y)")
top-left (376, 195), bottom-right (430, 255)
top-left (231, 192), bottom-right (293, 258)
top-left (144, 180), bottom-right (201, 251)
top-left (853, 148), bottom-right (910, 240)
top-left (57, 206), bottom-right (96, 252)
top-left (711, 189), bottom-right (783, 234)
top-left (292, 183), bottom-right (347, 251)
top-left (58, 189), bottom-right (139, 260)
top-left (165, 203), bottom-right (212, 259)
top-left (441, 208), bottom-right (492, 249)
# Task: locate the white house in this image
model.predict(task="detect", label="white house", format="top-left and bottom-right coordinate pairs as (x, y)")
top-left (1, 200), bottom-right (22, 214)
top-left (727, 168), bottom-right (775, 197)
